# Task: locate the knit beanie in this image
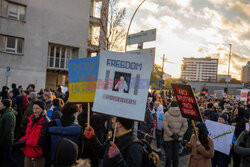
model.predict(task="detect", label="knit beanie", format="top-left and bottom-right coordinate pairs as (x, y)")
top-left (33, 100), bottom-right (45, 110)
top-left (1, 99), bottom-right (12, 108)
top-left (196, 122), bottom-right (209, 136)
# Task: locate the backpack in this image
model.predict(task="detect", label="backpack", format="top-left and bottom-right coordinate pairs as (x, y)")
top-left (48, 119), bottom-right (81, 160)
top-left (122, 139), bottom-right (158, 167)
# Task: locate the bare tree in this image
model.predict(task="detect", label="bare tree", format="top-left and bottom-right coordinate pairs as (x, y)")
top-left (99, 0), bottom-right (127, 51)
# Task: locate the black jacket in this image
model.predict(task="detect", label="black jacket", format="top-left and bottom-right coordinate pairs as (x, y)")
top-left (231, 116), bottom-right (248, 139)
top-left (89, 131), bottom-right (144, 167)
top-left (138, 108), bottom-right (153, 141)
top-left (44, 115), bottom-right (83, 163)
top-left (234, 130), bottom-right (250, 167)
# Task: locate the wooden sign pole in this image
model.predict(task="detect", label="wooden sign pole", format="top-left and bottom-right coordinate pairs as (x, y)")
top-left (87, 103), bottom-right (90, 128)
top-left (192, 120), bottom-right (199, 141)
top-left (113, 122), bottom-right (118, 143)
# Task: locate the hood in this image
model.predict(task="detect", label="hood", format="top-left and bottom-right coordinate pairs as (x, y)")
top-left (0, 107), bottom-right (15, 115)
top-left (168, 107), bottom-right (181, 117)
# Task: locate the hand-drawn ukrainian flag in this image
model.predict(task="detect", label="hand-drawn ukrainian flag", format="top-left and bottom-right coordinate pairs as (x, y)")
top-left (68, 56), bottom-right (99, 102)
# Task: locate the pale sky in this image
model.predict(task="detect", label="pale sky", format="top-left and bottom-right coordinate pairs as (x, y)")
top-left (119, 0), bottom-right (250, 79)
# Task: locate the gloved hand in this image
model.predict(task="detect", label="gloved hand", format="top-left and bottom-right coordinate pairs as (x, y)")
top-left (171, 134), bottom-right (179, 141)
top-left (84, 125), bottom-right (95, 139)
top-left (108, 142), bottom-right (120, 158)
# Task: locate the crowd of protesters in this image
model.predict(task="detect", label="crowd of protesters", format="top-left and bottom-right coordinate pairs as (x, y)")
top-left (0, 83), bottom-right (250, 167)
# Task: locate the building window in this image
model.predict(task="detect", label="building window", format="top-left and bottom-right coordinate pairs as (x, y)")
top-left (1, 35), bottom-right (24, 54)
top-left (7, 2), bottom-right (26, 21)
top-left (48, 44), bottom-right (79, 70)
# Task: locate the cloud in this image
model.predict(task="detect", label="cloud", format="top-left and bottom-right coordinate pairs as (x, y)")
top-left (169, 0), bottom-right (192, 7)
top-left (240, 28), bottom-right (250, 40)
top-left (187, 27), bottom-right (224, 43)
top-left (229, 1), bottom-right (250, 19)
top-left (206, 0), bottom-right (228, 7)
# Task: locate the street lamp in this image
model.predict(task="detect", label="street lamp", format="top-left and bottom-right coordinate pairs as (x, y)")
top-left (125, 0), bottom-right (146, 52)
top-left (226, 44), bottom-right (232, 93)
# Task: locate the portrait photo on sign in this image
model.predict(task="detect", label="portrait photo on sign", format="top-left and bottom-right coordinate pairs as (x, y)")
top-left (112, 71), bottom-right (131, 93)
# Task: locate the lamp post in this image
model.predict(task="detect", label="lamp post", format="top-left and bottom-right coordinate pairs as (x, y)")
top-left (226, 44), bottom-right (232, 93)
top-left (125, 0), bottom-right (146, 52)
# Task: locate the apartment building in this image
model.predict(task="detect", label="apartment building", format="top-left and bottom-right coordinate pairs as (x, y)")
top-left (0, 0), bottom-right (108, 89)
top-left (241, 61), bottom-right (250, 83)
top-left (181, 57), bottom-right (218, 82)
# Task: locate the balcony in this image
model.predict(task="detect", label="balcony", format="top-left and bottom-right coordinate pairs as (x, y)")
top-left (47, 44), bottom-right (79, 71)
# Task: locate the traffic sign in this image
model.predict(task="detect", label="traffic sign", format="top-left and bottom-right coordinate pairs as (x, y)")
top-left (127, 48), bottom-right (155, 58)
top-left (6, 66), bottom-right (10, 72)
top-left (126, 29), bottom-right (156, 45)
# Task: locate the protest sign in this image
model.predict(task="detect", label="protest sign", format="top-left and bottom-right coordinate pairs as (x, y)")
top-left (68, 56), bottom-right (99, 102)
top-left (61, 86), bottom-right (68, 94)
top-left (92, 51), bottom-right (154, 121)
top-left (205, 120), bottom-right (235, 155)
top-left (171, 83), bottom-right (202, 121)
top-left (240, 89), bottom-right (249, 102)
top-left (214, 90), bottom-right (224, 98)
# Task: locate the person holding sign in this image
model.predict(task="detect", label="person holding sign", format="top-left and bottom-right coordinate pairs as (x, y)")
top-left (212, 114), bottom-right (231, 167)
top-left (84, 117), bottom-right (144, 167)
top-left (186, 122), bottom-right (214, 167)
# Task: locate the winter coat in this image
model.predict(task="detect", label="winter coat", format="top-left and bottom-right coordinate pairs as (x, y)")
top-left (152, 105), bottom-right (164, 130)
top-left (20, 114), bottom-right (49, 159)
top-left (187, 134), bottom-right (214, 167)
top-left (231, 116), bottom-right (248, 139)
top-left (51, 106), bottom-right (62, 120)
top-left (45, 115), bottom-right (83, 163)
top-left (0, 107), bottom-right (16, 145)
top-left (12, 88), bottom-right (19, 98)
top-left (138, 108), bottom-right (154, 136)
top-left (21, 98), bottom-right (37, 129)
top-left (163, 107), bottom-right (188, 141)
top-left (234, 130), bottom-right (250, 167)
top-left (89, 130), bottom-right (144, 167)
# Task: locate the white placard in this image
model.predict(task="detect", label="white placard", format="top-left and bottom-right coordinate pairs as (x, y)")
top-left (126, 29), bottom-right (156, 45)
top-left (205, 120), bottom-right (235, 155)
top-left (246, 123), bottom-right (249, 131)
top-left (61, 86), bottom-right (68, 94)
top-left (93, 51), bottom-right (154, 121)
top-left (214, 90), bottom-right (224, 98)
top-left (240, 89), bottom-right (249, 102)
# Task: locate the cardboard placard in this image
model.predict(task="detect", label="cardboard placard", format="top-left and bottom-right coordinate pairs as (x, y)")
top-left (206, 120), bottom-right (235, 155)
top-left (68, 56), bottom-right (99, 102)
top-left (93, 51), bottom-right (153, 121)
top-left (171, 83), bottom-right (203, 122)
top-left (241, 89), bottom-right (249, 102)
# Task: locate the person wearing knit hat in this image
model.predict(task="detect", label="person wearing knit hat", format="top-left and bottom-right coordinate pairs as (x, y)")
top-left (186, 122), bottom-right (214, 167)
top-left (19, 100), bottom-right (49, 167)
top-left (0, 99), bottom-right (18, 167)
top-left (212, 114), bottom-right (231, 167)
